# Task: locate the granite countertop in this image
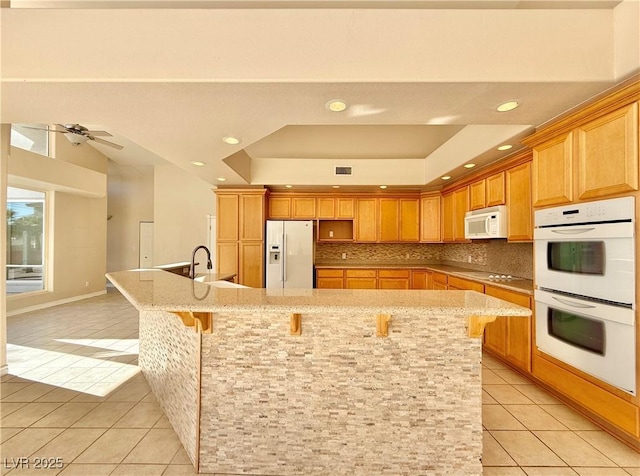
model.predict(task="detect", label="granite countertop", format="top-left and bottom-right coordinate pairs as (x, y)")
top-left (314, 261), bottom-right (534, 295)
top-left (106, 269), bottom-right (531, 317)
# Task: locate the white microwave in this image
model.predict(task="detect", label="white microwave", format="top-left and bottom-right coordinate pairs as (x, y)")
top-left (464, 206), bottom-right (508, 239)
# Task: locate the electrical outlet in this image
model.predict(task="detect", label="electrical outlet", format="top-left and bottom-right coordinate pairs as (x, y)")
top-left (85, 281), bottom-right (90, 287)
top-left (342, 253), bottom-right (347, 259)
top-left (467, 255), bottom-right (472, 263)
top-left (329, 230), bottom-right (334, 238)
top-left (405, 253), bottom-right (410, 259)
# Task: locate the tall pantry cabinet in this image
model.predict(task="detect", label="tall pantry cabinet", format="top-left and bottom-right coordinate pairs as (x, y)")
top-left (215, 189), bottom-right (267, 287)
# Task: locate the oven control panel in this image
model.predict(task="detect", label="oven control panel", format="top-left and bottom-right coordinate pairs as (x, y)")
top-left (535, 196), bottom-right (635, 227)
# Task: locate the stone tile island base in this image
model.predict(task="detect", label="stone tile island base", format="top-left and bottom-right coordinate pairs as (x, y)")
top-left (141, 308), bottom-right (482, 475)
top-left (107, 269), bottom-right (530, 476)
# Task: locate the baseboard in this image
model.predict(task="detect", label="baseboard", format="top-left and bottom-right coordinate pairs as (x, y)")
top-left (0, 364), bottom-right (8, 377)
top-left (7, 290), bottom-right (107, 317)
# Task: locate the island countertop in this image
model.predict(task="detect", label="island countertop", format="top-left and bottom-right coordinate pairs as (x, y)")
top-left (106, 268), bottom-right (531, 317)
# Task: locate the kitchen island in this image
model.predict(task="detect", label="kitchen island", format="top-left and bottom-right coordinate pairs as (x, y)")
top-left (106, 269), bottom-right (531, 476)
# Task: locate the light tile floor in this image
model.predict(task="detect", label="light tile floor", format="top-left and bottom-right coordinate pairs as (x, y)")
top-left (2, 289), bottom-right (639, 475)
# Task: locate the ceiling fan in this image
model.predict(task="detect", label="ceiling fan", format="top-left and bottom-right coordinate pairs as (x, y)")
top-left (27, 124), bottom-right (124, 150)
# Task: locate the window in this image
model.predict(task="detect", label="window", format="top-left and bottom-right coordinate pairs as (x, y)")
top-left (6, 187), bottom-right (46, 295)
top-left (10, 124), bottom-right (49, 156)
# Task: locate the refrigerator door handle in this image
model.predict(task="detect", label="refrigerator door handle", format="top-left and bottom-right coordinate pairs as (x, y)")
top-left (283, 233), bottom-right (287, 282)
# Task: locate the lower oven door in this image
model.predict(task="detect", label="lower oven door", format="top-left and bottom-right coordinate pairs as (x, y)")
top-left (535, 289), bottom-right (636, 395)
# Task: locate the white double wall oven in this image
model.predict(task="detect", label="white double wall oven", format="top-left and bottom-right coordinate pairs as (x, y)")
top-left (534, 196), bottom-right (636, 395)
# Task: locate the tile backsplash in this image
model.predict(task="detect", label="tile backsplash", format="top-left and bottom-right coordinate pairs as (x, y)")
top-left (316, 240), bottom-right (533, 280)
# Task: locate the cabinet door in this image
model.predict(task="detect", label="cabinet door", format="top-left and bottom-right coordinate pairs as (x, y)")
top-left (316, 269), bottom-right (344, 288)
top-left (485, 284), bottom-right (532, 372)
top-left (420, 194), bottom-right (441, 242)
top-left (441, 192), bottom-right (455, 242)
top-left (355, 198), bottom-right (378, 242)
top-left (268, 197), bottom-right (291, 219)
top-left (469, 180), bottom-right (486, 210)
top-left (483, 317), bottom-right (507, 356)
top-left (532, 132), bottom-right (573, 207)
top-left (378, 278), bottom-right (410, 289)
top-left (578, 102), bottom-right (639, 200)
top-left (217, 194), bottom-right (239, 241)
top-left (506, 161), bottom-right (533, 241)
top-left (411, 270), bottom-right (433, 289)
top-left (292, 197), bottom-right (316, 219)
top-left (432, 272), bottom-right (448, 288)
top-left (336, 198), bottom-right (355, 219)
top-left (240, 194), bottom-right (265, 241)
top-left (379, 198), bottom-right (400, 242)
top-left (345, 278), bottom-right (377, 289)
top-left (216, 242), bottom-right (238, 276)
top-left (453, 187), bottom-right (469, 242)
top-left (239, 242), bottom-right (263, 288)
top-left (447, 276), bottom-right (484, 293)
top-left (317, 198), bottom-right (335, 219)
top-left (399, 199), bottom-right (420, 241)
top-left (486, 171), bottom-right (506, 206)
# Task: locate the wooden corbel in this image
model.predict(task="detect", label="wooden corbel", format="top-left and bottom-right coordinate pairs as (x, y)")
top-left (468, 315), bottom-right (497, 338)
top-left (171, 311), bottom-right (213, 334)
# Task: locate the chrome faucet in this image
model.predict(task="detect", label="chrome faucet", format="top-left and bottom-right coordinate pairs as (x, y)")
top-left (189, 245), bottom-right (213, 279)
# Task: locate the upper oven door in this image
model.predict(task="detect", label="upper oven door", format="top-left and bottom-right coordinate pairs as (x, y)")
top-left (534, 221), bottom-right (635, 306)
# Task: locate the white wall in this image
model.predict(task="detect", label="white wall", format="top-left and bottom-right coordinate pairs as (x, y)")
top-left (153, 164), bottom-right (216, 272)
top-left (6, 141), bottom-right (109, 315)
top-left (107, 162), bottom-right (154, 272)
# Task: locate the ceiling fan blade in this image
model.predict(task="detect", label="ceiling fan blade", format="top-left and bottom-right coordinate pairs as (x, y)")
top-left (20, 125), bottom-right (58, 132)
top-left (84, 130), bottom-right (112, 137)
top-left (90, 136), bottom-right (123, 150)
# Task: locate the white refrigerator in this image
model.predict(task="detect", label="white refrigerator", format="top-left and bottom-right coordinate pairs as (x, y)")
top-left (265, 220), bottom-right (314, 289)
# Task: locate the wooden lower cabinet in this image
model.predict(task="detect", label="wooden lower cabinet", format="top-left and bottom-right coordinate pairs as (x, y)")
top-left (411, 270), bottom-right (433, 289)
top-left (447, 275), bottom-right (484, 293)
top-left (483, 284), bottom-right (532, 372)
top-left (345, 269), bottom-right (377, 289)
top-left (432, 272), bottom-right (448, 290)
top-left (316, 268), bottom-right (345, 289)
top-left (378, 269), bottom-right (410, 289)
top-left (239, 242), bottom-right (264, 288)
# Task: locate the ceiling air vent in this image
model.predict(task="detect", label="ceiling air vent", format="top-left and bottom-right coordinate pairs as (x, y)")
top-left (334, 166), bottom-right (353, 176)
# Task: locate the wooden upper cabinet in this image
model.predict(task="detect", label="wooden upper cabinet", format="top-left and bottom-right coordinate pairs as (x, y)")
top-left (486, 171), bottom-right (506, 206)
top-left (441, 192), bottom-right (455, 242)
top-left (453, 187), bottom-right (469, 242)
top-left (355, 198), bottom-right (378, 242)
top-left (469, 180), bottom-right (486, 210)
top-left (317, 198), bottom-right (335, 219)
top-left (399, 199), bottom-right (419, 242)
top-left (291, 197), bottom-right (316, 219)
top-left (268, 197), bottom-right (291, 219)
top-left (532, 132), bottom-right (573, 207)
top-left (335, 198), bottom-right (355, 218)
top-left (506, 161), bottom-right (533, 241)
top-left (379, 198), bottom-right (400, 241)
top-left (420, 193), bottom-right (441, 242)
top-left (217, 194), bottom-right (239, 241)
top-left (240, 194), bottom-right (265, 241)
top-left (577, 102), bottom-right (639, 200)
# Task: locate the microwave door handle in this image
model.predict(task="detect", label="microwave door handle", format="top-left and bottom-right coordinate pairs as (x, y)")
top-left (550, 227), bottom-right (596, 235)
top-left (485, 216), bottom-right (492, 231)
top-left (551, 295), bottom-right (597, 309)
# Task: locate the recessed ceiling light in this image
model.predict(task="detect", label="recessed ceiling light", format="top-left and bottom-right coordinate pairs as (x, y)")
top-left (190, 161), bottom-right (206, 167)
top-left (285, 184), bottom-right (293, 189)
top-left (464, 163), bottom-right (476, 169)
top-left (217, 177), bottom-right (227, 182)
top-left (441, 175), bottom-right (451, 180)
top-left (497, 144), bottom-right (513, 151)
top-left (222, 136), bottom-right (241, 145)
top-left (379, 185), bottom-right (387, 189)
top-left (497, 101), bottom-right (519, 112)
top-left (326, 100), bottom-right (348, 112)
